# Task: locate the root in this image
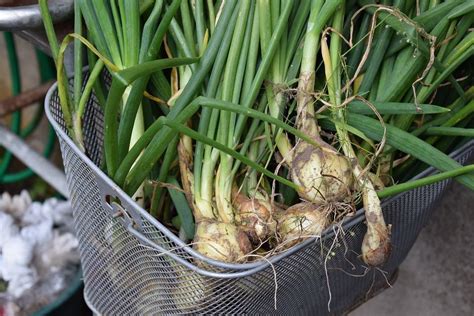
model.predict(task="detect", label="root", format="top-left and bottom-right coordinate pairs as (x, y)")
top-left (324, 225), bottom-right (345, 312)
top-left (274, 200), bottom-right (355, 251)
top-left (240, 254), bottom-right (279, 310)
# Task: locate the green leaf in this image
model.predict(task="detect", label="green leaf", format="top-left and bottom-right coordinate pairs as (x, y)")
top-left (116, 96), bottom-right (321, 187)
top-left (117, 0), bottom-right (182, 162)
top-left (425, 127), bottom-right (474, 137)
top-left (347, 101), bottom-right (449, 115)
top-left (122, 0), bottom-right (140, 67)
top-left (346, 113), bottom-right (474, 189)
top-left (89, 0), bottom-right (123, 67)
top-left (166, 176), bottom-right (195, 240)
top-left (415, 1), bottom-right (465, 30)
top-left (116, 57), bottom-right (199, 84)
top-left (318, 114), bottom-right (374, 145)
top-left (104, 57), bottom-right (199, 175)
top-left (122, 1), bottom-right (239, 194)
top-left (163, 118), bottom-right (300, 191)
top-left (379, 165), bottom-right (474, 199)
top-left (39, 0), bottom-right (59, 61)
top-left (448, 1), bottom-right (474, 19)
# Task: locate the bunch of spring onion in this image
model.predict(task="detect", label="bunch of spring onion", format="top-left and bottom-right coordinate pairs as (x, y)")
top-left (41, 0), bottom-right (474, 268)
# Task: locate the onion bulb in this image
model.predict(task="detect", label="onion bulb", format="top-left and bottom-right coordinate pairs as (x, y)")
top-left (361, 187), bottom-right (391, 266)
top-left (193, 220), bottom-right (252, 263)
top-left (276, 202), bottom-right (330, 249)
top-left (233, 192), bottom-right (275, 244)
top-left (172, 269), bottom-right (208, 312)
top-left (290, 142), bottom-right (353, 203)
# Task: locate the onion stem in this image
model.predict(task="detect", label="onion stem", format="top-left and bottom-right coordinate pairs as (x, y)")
top-left (379, 165), bottom-right (474, 199)
top-left (322, 5), bottom-right (390, 266)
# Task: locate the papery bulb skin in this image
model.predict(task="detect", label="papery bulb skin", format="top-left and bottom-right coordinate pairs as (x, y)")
top-left (361, 188), bottom-right (391, 266)
top-left (233, 193), bottom-right (275, 244)
top-left (290, 142), bottom-right (353, 203)
top-left (276, 202), bottom-right (330, 249)
top-left (193, 220), bottom-right (252, 263)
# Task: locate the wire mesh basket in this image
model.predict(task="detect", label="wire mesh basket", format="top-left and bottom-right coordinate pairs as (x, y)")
top-left (45, 78), bottom-right (474, 315)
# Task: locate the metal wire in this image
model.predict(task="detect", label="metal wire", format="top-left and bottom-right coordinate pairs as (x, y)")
top-left (45, 78), bottom-right (474, 315)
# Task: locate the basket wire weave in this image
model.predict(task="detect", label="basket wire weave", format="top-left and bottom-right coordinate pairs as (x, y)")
top-left (45, 78), bottom-right (473, 315)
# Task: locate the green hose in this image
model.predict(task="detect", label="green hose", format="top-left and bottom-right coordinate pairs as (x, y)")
top-left (21, 102), bottom-right (44, 138)
top-left (0, 32), bottom-right (57, 184)
top-left (19, 50), bottom-right (56, 139)
top-left (0, 32), bottom-right (22, 179)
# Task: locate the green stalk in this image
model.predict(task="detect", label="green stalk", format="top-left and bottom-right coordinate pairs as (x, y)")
top-left (207, 0), bottom-right (216, 35)
top-left (424, 99), bottom-right (474, 145)
top-left (358, 0), bottom-right (405, 97)
top-left (232, 0), bottom-right (294, 143)
top-left (283, 0), bottom-right (311, 72)
top-left (86, 45), bottom-right (107, 109)
top-left (39, 0), bottom-right (59, 61)
top-left (123, 1), bottom-right (238, 194)
top-left (180, 0), bottom-right (197, 57)
top-left (39, 0), bottom-right (76, 143)
top-left (231, 1), bottom-right (255, 107)
top-left (234, 5), bottom-right (260, 137)
top-left (139, 0), bottom-right (164, 58)
top-left (116, 96), bottom-right (319, 189)
top-left (110, 0), bottom-right (124, 58)
top-left (347, 13), bottom-right (370, 79)
top-left (323, 5), bottom-right (390, 266)
top-left (117, 0), bottom-right (182, 162)
top-left (103, 57), bottom-right (198, 176)
top-left (424, 127), bottom-right (474, 137)
top-left (194, 0), bottom-right (206, 53)
top-left (245, 138), bottom-right (261, 195)
top-left (150, 136), bottom-right (180, 219)
top-left (197, 1), bottom-right (295, 222)
top-left (76, 60), bottom-right (105, 121)
top-left (394, 95), bottom-right (474, 184)
top-left (346, 113), bottom-right (474, 190)
top-left (214, 0), bottom-right (251, 223)
top-left (259, 0), bottom-right (292, 162)
top-left (445, 13), bottom-right (474, 55)
top-left (73, 0), bottom-right (83, 110)
top-left (296, 0), bottom-right (324, 137)
top-left (411, 89), bottom-right (474, 137)
top-left (193, 7), bottom-right (241, 220)
top-left (379, 165), bottom-right (474, 199)
top-left (163, 119), bottom-right (298, 191)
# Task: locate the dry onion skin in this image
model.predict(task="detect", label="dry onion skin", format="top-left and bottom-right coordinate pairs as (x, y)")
top-left (233, 191), bottom-right (275, 244)
top-left (289, 142), bottom-right (354, 203)
top-left (276, 202), bottom-right (330, 250)
top-left (193, 221), bottom-right (252, 263)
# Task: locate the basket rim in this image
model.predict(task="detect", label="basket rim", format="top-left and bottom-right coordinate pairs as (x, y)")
top-left (44, 80), bottom-right (474, 278)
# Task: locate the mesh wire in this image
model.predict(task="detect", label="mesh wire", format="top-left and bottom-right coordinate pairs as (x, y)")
top-left (46, 81), bottom-right (473, 315)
